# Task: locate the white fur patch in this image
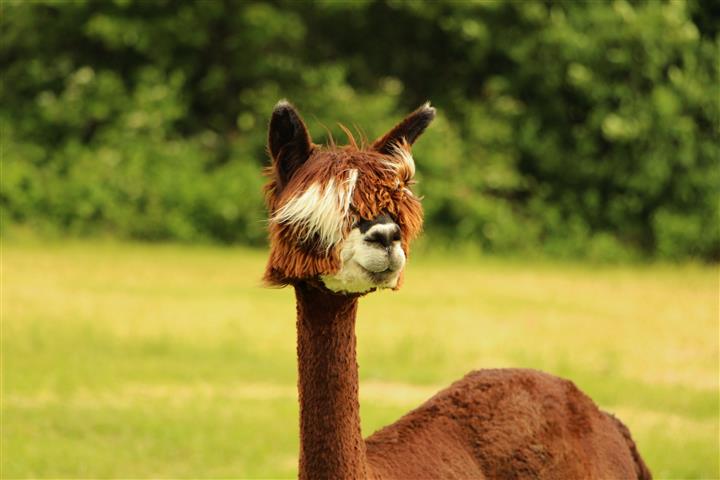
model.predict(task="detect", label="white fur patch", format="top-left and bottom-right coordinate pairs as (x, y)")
top-left (321, 226), bottom-right (406, 294)
top-left (321, 229), bottom-right (374, 293)
top-left (386, 143), bottom-right (415, 179)
top-left (272, 169), bottom-right (358, 250)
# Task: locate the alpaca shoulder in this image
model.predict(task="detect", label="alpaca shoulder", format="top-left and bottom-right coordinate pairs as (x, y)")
top-left (366, 369), bottom-right (640, 479)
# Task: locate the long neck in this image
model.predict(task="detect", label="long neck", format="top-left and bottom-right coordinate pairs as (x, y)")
top-left (294, 283), bottom-right (367, 480)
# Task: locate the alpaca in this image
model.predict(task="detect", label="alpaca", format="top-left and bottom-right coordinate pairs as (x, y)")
top-left (263, 100), bottom-right (651, 479)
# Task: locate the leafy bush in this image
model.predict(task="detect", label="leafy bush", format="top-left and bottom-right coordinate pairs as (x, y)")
top-left (1, 0), bottom-right (717, 260)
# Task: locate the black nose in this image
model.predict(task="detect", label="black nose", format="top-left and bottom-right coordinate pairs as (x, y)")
top-left (364, 225), bottom-right (401, 248)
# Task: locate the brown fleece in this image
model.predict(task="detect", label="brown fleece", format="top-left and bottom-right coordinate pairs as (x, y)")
top-left (606, 412), bottom-right (653, 480)
top-left (295, 283), bottom-right (367, 480)
top-left (291, 282), bottom-right (650, 480)
top-left (366, 369), bottom-right (649, 479)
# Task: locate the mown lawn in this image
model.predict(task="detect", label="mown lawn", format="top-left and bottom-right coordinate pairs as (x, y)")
top-left (2, 241), bottom-right (718, 479)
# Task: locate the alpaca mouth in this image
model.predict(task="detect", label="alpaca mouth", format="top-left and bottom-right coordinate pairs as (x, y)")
top-left (366, 267), bottom-right (396, 283)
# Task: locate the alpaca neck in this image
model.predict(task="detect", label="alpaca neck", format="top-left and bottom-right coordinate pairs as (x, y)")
top-left (294, 282), bottom-right (368, 480)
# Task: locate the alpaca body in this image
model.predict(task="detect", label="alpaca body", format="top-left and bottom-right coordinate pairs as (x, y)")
top-left (263, 101), bottom-right (650, 479)
top-left (295, 284), bottom-right (649, 480)
top-left (366, 369), bottom-right (649, 479)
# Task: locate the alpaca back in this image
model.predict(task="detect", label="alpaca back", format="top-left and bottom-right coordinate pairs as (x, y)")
top-left (366, 369), bottom-right (648, 479)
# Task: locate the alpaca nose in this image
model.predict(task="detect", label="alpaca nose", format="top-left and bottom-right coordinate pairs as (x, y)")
top-left (364, 225), bottom-right (401, 249)
top-left (354, 217), bottom-right (406, 275)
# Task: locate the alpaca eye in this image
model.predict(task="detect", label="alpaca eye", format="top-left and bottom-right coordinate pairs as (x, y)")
top-left (392, 231), bottom-right (401, 242)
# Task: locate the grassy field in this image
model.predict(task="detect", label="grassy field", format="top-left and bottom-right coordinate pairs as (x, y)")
top-left (2, 241), bottom-right (718, 479)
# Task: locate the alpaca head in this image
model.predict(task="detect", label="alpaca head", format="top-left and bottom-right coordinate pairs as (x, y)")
top-left (263, 100), bottom-right (435, 294)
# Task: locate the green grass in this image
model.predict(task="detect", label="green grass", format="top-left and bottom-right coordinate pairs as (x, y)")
top-left (2, 240), bottom-right (718, 479)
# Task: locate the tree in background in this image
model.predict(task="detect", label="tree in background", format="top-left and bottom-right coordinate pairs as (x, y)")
top-left (1, 0), bottom-right (717, 261)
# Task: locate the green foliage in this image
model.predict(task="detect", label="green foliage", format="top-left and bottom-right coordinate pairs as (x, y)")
top-left (1, 0), bottom-right (717, 260)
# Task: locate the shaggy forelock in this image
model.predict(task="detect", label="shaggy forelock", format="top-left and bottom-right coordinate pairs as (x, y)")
top-left (271, 169), bottom-right (358, 251)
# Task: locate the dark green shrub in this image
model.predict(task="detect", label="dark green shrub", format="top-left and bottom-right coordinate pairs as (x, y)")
top-left (1, 0), bottom-right (717, 260)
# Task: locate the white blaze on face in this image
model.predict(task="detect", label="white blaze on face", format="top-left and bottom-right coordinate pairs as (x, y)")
top-left (271, 169), bottom-right (358, 250)
top-left (321, 224), bottom-right (406, 294)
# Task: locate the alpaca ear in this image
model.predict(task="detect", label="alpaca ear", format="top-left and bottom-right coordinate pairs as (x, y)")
top-left (371, 102), bottom-right (436, 154)
top-left (268, 100), bottom-right (313, 188)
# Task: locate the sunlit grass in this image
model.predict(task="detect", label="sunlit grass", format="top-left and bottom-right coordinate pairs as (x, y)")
top-left (2, 241), bottom-right (718, 478)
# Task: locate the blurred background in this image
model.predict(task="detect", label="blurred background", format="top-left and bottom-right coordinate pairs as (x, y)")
top-left (2, 0), bottom-right (718, 478)
top-left (3, 0), bottom-right (719, 260)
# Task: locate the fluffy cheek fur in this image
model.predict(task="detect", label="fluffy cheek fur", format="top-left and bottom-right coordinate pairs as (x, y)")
top-left (320, 228), bottom-right (406, 294)
top-left (264, 227), bottom-right (342, 287)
